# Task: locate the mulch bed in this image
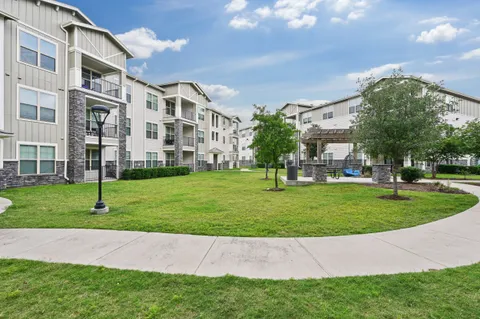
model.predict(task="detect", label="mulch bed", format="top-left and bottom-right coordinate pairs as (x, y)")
top-left (377, 195), bottom-right (411, 201)
top-left (364, 183), bottom-right (469, 195)
top-left (264, 188), bottom-right (286, 192)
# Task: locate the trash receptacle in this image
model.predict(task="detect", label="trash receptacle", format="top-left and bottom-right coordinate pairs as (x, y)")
top-left (287, 165), bottom-right (298, 181)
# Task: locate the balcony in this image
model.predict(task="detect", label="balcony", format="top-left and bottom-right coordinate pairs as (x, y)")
top-left (232, 145), bottom-right (238, 152)
top-left (163, 136), bottom-right (175, 146)
top-left (82, 77), bottom-right (122, 99)
top-left (86, 121), bottom-right (118, 138)
top-left (182, 110), bottom-right (196, 121)
top-left (183, 136), bottom-right (195, 147)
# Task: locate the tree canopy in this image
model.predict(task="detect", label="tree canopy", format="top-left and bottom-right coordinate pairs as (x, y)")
top-left (461, 119), bottom-right (480, 160)
top-left (352, 70), bottom-right (453, 196)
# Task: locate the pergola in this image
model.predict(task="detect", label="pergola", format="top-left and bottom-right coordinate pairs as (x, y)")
top-left (300, 127), bottom-right (358, 163)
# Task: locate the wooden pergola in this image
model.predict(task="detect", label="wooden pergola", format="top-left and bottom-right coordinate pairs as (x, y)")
top-left (301, 127), bottom-right (358, 163)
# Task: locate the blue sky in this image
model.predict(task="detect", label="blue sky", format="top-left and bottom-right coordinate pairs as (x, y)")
top-left (67, 0), bottom-right (480, 123)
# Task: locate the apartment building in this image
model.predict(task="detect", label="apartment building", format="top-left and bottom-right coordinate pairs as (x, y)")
top-left (283, 77), bottom-right (480, 167)
top-left (0, 0), bottom-right (241, 189)
top-left (239, 126), bottom-right (255, 165)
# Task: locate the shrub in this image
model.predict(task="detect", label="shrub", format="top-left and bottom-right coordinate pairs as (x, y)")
top-left (400, 167), bottom-right (425, 183)
top-left (121, 166), bottom-right (190, 180)
top-left (362, 165), bottom-right (372, 176)
top-left (437, 164), bottom-right (480, 175)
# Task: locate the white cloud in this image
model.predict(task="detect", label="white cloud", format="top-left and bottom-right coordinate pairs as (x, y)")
top-left (294, 99), bottom-right (330, 106)
top-left (331, 17), bottom-right (347, 24)
top-left (288, 15), bottom-right (317, 29)
top-left (470, 19), bottom-right (480, 26)
top-left (199, 83), bottom-right (240, 100)
top-left (460, 48), bottom-right (480, 60)
top-left (209, 102), bottom-right (253, 124)
top-left (116, 28), bottom-right (188, 59)
top-left (425, 60), bottom-right (443, 65)
top-left (416, 23), bottom-right (469, 44)
top-left (229, 16), bottom-right (258, 29)
top-left (347, 10), bottom-right (364, 21)
top-left (129, 62), bottom-right (148, 76)
top-left (255, 6), bottom-right (272, 18)
top-left (346, 63), bottom-right (407, 80)
top-left (326, 0), bottom-right (369, 13)
top-left (418, 16), bottom-right (458, 25)
top-left (225, 0), bottom-right (248, 13)
top-left (274, 0), bottom-right (322, 21)
top-left (465, 36), bottom-right (480, 44)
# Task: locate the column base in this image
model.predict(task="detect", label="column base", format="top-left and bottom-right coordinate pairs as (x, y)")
top-left (91, 207), bottom-right (109, 215)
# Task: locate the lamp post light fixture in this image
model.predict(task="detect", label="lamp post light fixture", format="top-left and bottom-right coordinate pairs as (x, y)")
top-left (90, 104), bottom-right (110, 215)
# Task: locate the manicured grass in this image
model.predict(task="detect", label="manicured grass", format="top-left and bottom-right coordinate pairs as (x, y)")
top-left (424, 173), bottom-right (480, 180)
top-left (0, 171), bottom-right (477, 237)
top-left (1, 259), bottom-right (480, 318)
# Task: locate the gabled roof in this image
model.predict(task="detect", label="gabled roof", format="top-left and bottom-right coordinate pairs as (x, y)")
top-left (63, 21), bottom-right (134, 59)
top-left (209, 148), bottom-right (224, 154)
top-left (0, 10), bottom-right (18, 21)
top-left (126, 74), bottom-right (166, 92)
top-left (35, 0), bottom-right (95, 25)
top-left (158, 81), bottom-right (212, 102)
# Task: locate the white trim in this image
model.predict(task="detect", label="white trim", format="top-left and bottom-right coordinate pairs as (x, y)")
top-left (17, 84), bottom-right (58, 125)
top-left (17, 27), bottom-right (58, 74)
top-left (145, 90), bottom-right (159, 111)
top-left (162, 94), bottom-right (206, 107)
top-left (145, 151), bottom-right (159, 168)
top-left (104, 51), bottom-right (125, 60)
top-left (74, 88), bottom-right (124, 105)
top-left (17, 20), bottom-right (67, 44)
top-left (17, 141), bottom-right (58, 175)
top-left (69, 47), bottom-right (127, 72)
top-left (0, 17), bottom-right (5, 132)
top-left (145, 121), bottom-right (158, 139)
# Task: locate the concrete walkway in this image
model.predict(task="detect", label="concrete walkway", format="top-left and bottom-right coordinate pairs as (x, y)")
top-left (0, 197), bottom-right (12, 214)
top-left (0, 181), bottom-right (479, 280)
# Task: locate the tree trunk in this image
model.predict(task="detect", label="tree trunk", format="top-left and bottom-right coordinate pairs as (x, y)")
top-left (275, 168), bottom-right (279, 189)
top-left (265, 164), bottom-right (269, 179)
top-left (432, 162), bottom-right (437, 179)
top-left (392, 165), bottom-right (399, 196)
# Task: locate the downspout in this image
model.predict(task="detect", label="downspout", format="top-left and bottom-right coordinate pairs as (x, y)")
top-left (144, 84), bottom-right (150, 167)
top-left (60, 25), bottom-right (70, 182)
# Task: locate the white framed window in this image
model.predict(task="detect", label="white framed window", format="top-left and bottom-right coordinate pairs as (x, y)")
top-left (166, 100), bottom-right (175, 116)
top-left (126, 151), bottom-right (132, 169)
top-left (18, 85), bottom-right (57, 124)
top-left (198, 130), bottom-right (205, 143)
top-left (198, 107), bottom-right (205, 121)
top-left (323, 111), bottom-right (333, 120)
top-left (198, 153), bottom-right (205, 161)
top-left (146, 92), bottom-right (159, 111)
top-left (18, 29), bottom-right (57, 73)
top-left (126, 118), bottom-right (131, 136)
top-left (146, 122), bottom-right (158, 139)
top-left (19, 143), bottom-right (56, 175)
top-left (126, 84), bottom-right (132, 103)
top-left (146, 152), bottom-right (158, 168)
top-left (323, 152), bottom-right (333, 166)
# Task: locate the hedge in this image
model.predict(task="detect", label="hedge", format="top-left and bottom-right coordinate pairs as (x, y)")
top-left (122, 166), bottom-right (190, 180)
top-left (257, 163), bottom-right (286, 169)
top-left (437, 164), bottom-right (480, 175)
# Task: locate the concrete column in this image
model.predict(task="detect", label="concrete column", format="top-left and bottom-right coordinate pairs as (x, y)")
top-left (174, 119), bottom-right (183, 166)
top-left (175, 96), bottom-right (182, 118)
top-left (316, 140), bottom-right (322, 163)
top-left (305, 143), bottom-right (310, 163)
top-left (372, 164), bottom-right (391, 183)
top-left (312, 163), bottom-right (327, 183)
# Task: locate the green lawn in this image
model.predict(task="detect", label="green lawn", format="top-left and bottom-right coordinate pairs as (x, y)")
top-left (0, 171), bottom-right (477, 237)
top-left (424, 173), bottom-right (480, 180)
top-left (1, 259), bottom-right (479, 319)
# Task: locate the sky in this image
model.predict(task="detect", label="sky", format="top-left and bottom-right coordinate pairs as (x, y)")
top-left (67, 0), bottom-right (480, 125)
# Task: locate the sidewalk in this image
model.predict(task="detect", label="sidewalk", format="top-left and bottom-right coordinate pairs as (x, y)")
top-left (0, 182), bottom-right (479, 280)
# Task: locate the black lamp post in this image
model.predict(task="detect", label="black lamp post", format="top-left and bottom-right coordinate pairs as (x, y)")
top-left (91, 105), bottom-right (110, 213)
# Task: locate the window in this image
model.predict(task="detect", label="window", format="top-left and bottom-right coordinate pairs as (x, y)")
top-left (85, 149), bottom-right (99, 171)
top-left (146, 122), bottom-right (158, 139)
top-left (146, 152), bottom-right (158, 168)
top-left (223, 117), bottom-right (226, 126)
top-left (323, 152), bottom-right (333, 166)
top-left (19, 30), bottom-right (56, 72)
top-left (198, 130), bottom-right (205, 143)
top-left (242, 133), bottom-right (245, 138)
top-left (223, 136), bottom-right (226, 144)
top-left (19, 144), bottom-right (55, 175)
top-left (216, 115), bottom-right (219, 128)
top-left (166, 100), bottom-right (175, 116)
top-left (126, 84), bottom-right (132, 103)
top-left (82, 68), bottom-right (102, 92)
top-left (198, 153), bottom-right (205, 161)
top-left (126, 151), bottom-right (132, 169)
top-left (19, 86), bottom-right (56, 123)
top-left (212, 131), bottom-right (215, 141)
top-left (349, 106), bottom-right (355, 114)
top-left (323, 112), bottom-right (333, 119)
top-left (242, 146), bottom-right (246, 151)
top-left (146, 93), bottom-right (158, 111)
top-left (216, 132), bottom-right (219, 141)
top-left (126, 118), bottom-right (131, 136)
top-left (198, 107), bottom-right (205, 121)
top-left (165, 152), bottom-right (175, 167)
top-left (249, 131), bottom-right (253, 136)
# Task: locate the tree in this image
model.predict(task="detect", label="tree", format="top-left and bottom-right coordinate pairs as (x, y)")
top-left (251, 108), bottom-right (298, 190)
top-left (249, 105), bottom-right (270, 179)
top-left (352, 70), bottom-right (452, 197)
top-left (461, 119), bottom-right (480, 162)
top-left (416, 124), bottom-right (465, 178)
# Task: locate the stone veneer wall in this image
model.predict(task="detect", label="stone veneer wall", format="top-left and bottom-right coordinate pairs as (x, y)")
top-left (117, 102), bottom-right (127, 177)
top-left (194, 124), bottom-right (199, 172)
top-left (372, 165), bottom-right (391, 183)
top-left (68, 90), bottom-right (86, 183)
top-left (302, 164), bottom-right (313, 177)
top-left (312, 164), bottom-right (327, 183)
top-left (174, 119), bottom-right (183, 166)
top-left (1, 161), bottom-right (66, 188)
top-left (197, 160), bottom-right (207, 172)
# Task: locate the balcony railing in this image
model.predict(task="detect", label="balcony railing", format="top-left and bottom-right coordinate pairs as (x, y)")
top-left (182, 110), bottom-right (196, 121)
top-left (183, 136), bottom-right (195, 147)
top-left (163, 136), bottom-right (175, 146)
top-left (82, 78), bottom-right (122, 99)
top-left (86, 121), bottom-right (118, 138)
top-left (164, 108), bottom-right (176, 117)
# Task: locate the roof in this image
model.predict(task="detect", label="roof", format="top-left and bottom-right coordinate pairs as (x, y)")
top-left (301, 128), bottom-right (353, 144)
top-left (299, 94), bottom-right (361, 114)
top-left (157, 81), bottom-right (212, 102)
top-left (126, 74), bottom-right (166, 92)
top-left (0, 10), bottom-right (18, 21)
top-left (208, 148), bottom-right (224, 154)
top-left (63, 21), bottom-right (134, 59)
top-left (0, 130), bottom-right (14, 139)
top-left (280, 102), bottom-right (314, 111)
top-left (36, 0), bottom-right (95, 26)
top-left (206, 107), bottom-right (240, 121)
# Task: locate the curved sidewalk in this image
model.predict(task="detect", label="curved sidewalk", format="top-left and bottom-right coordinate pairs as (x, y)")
top-left (0, 181), bottom-right (479, 280)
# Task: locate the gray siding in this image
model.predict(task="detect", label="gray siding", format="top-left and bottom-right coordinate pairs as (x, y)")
top-left (76, 27), bottom-right (126, 69)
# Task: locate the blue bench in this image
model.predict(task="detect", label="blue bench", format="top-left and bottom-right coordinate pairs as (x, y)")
top-left (343, 168), bottom-right (361, 177)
